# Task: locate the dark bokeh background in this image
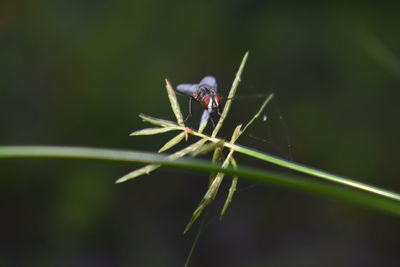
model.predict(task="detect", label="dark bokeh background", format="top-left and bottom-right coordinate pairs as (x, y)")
top-left (1, 1), bottom-right (399, 266)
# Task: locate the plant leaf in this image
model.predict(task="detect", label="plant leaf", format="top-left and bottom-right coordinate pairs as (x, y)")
top-left (130, 127), bottom-right (179, 136)
top-left (170, 139), bottom-right (207, 159)
top-left (184, 171), bottom-right (226, 234)
top-left (208, 147), bottom-right (224, 187)
top-left (230, 124), bottom-right (242, 143)
top-left (212, 51), bottom-right (248, 138)
top-left (220, 156), bottom-right (239, 219)
top-left (158, 131), bottom-right (186, 153)
top-left (165, 79), bottom-right (185, 126)
top-left (116, 139), bottom-right (208, 183)
top-left (139, 114), bottom-right (178, 127)
top-left (184, 149), bottom-right (234, 234)
top-left (191, 140), bottom-right (225, 157)
top-left (116, 164), bottom-right (161, 183)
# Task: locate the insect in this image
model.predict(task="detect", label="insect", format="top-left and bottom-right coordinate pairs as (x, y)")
top-left (175, 76), bottom-right (222, 122)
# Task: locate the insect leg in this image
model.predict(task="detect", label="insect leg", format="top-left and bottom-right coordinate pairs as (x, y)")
top-left (184, 98), bottom-right (193, 122)
top-left (210, 117), bottom-right (216, 128)
top-left (217, 100), bottom-right (222, 116)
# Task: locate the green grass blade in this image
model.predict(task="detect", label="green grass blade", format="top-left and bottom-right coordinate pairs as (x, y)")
top-left (230, 124), bottom-right (242, 143)
top-left (230, 144), bottom-right (400, 201)
top-left (130, 127), bottom-right (179, 136)
top-left (158, 131), bottom-right (186, 153)
top-left (221, 175), bottom-right (238, 219)
top-left (139, 114), bottom-right (178, 127)
top-left (212, 51), bottom-right (248, 138)
top-left (208, 147), bottom-right (223, 187)
top-left (165, 79), bottom-right (185, 126)
top-left (117, 164), bottom-right (161, 182)
top-left (1, 146), bottom-right (400, 215)
top-left (220, 156), bottom-right (239, 219)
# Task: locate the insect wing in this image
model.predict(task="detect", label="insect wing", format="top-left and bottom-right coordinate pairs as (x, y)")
top-left (199, 76), bottom-right (217, 90)
top-left (176, 83), bottom-right (199, 97)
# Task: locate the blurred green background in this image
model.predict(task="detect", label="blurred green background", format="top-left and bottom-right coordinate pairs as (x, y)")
top-left (1, 1), bottom-right (400, 266)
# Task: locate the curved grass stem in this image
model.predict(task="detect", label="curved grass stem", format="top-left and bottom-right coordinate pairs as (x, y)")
top-left (0, 145), bottom-right (400, 216)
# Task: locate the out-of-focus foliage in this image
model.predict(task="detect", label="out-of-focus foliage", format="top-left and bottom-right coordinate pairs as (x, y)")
top-left (1, 1), bottom-right (399, 266)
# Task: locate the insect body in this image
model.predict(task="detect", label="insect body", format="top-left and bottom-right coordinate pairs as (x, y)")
top-left (176, 76), bottom-right (222, 122)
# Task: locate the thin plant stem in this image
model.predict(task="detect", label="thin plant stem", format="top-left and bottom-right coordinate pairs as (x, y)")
top-left (211, 51), bottom-right (248, 138)
top-left (241, 93), bottom-right (274, 134)
top-left (183, 212), bottom-right (208, 267)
